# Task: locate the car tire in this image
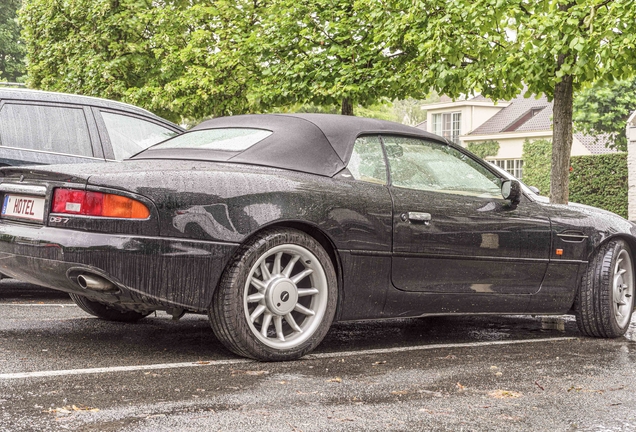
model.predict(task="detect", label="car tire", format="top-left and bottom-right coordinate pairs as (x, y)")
top-left (575, 240), bottom-right (635, 338)
top-left (209, 228), bottom-right (337, 361)
top-left (69, 293), bottom-right (151, 322)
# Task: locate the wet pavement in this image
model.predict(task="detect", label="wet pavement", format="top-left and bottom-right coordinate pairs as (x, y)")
top-left (1, 279), bottom-right (635, 431)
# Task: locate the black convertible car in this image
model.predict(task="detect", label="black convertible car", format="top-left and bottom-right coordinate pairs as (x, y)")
top-left (0, 114), bottom-right (633, 361)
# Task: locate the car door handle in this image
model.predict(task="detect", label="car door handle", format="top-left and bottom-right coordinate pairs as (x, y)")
top-left (401, 212), bottom-right (432, 223)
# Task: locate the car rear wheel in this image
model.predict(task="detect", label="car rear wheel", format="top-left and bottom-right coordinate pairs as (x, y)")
top-left (210, 228), bottom-right (337, 361)
top-left (575, 240), bottom-right (635, 337)
top-left (69, 293), bottom-right (151, 322)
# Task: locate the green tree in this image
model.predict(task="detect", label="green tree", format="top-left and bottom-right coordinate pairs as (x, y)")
top-left (125, 1), bottom-right (264, 120)
top-left (0, 0), bottom-right (25, 82)
top-left (21, 0), bottom-right (262, 122)
top-left (21, 0), bottom-right (170, 116)
top-left (385, 0), bottom-right (636, 204)
top-left (256, 0), bottom-right (425, 115)
top-left (392, 97), bottom-right (435, 126)
top-left (573, 78), bottom-right (636, 152)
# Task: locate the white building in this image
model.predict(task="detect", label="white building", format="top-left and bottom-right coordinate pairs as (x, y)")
top-left (418, 94), bottom-right (613, 180)
top-left (626, 111), bottom-right (636, 220)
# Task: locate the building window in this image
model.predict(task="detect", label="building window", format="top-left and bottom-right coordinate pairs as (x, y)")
top-left (432, 112), bottom-right (461, 144)
top-left (491, 159), bottom-right (524, 179)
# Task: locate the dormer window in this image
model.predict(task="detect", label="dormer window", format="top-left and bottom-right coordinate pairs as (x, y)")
top-left (432, 112), bottom-right (461, 144)
top-left (502, 106), bottom-right (546, 132)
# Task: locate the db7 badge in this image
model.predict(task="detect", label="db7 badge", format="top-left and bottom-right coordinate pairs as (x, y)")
top-left (49, 216), bottom-right (70, 224)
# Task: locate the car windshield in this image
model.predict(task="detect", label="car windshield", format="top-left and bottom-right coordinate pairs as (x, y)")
top-left (149, 128), bottom-right (272, 152)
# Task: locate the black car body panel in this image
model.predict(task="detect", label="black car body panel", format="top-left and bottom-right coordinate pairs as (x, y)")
top-left (0, 223), bottom-right (237, 311)
top-left (0, 114), bottom-right (634, 325)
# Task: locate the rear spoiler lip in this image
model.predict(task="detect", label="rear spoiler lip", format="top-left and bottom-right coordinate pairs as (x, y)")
top-left (0, 166), bottom-right (90, 184)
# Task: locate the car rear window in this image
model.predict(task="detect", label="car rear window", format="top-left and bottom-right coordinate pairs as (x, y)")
top-left (150, 128), bottom-right (272, 152)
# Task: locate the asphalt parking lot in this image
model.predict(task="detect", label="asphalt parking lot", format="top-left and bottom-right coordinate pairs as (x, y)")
top-left (1, 279), bottom-right (635, 432)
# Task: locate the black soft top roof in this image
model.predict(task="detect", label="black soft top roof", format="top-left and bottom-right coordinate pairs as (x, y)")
top-left (133, 113), bottom-right (446, 176)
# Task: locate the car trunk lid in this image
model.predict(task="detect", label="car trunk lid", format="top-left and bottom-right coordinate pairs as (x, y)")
top-left (0, 165), bottom-right (90, 225)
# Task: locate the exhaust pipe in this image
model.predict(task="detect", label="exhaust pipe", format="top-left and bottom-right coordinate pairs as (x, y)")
top-left (77, 274), bottom-right (117, 292)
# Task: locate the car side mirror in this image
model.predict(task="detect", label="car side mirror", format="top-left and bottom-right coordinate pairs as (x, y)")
top-left (501, 179), bottom-right (521, 205)
top-left (528, 186), bottom-right (540, 195)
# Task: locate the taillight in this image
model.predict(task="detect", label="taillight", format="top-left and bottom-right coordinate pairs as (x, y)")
top-left (52, 188), bottom-right (150, 219)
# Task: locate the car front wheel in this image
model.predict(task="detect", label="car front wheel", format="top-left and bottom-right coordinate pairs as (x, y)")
top-left (576, 240), bottom-right (635, 338)
top-left (210, 228), bottom-right (337, 361)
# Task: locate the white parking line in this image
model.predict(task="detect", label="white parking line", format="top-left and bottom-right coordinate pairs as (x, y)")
top-left (0, 303), bottom-right (76, 307)
top-left (0, 336), bottom-right (576, 380)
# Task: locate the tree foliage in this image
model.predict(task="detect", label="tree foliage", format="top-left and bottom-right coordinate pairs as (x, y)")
top-left (255, 0), bottom-right (426, 115)
top-left (21, 0), bottom-right (263, 122)
top-left (20, 0), bottom-right (636, 202)
top-left (383, 0), bottom-right (636, 203)
top-left (21, 0), bottom-right (431, 120)
top-left (22, 0), bottom-right (169, 116)
top-left (393, 97), bottom-right (435, 125)
top-left (573, 78), bottom-right (636, 152)
top-left (125, 1), bottom-right (264, 121)
top-left (0, 0), bottom-right (25, 82)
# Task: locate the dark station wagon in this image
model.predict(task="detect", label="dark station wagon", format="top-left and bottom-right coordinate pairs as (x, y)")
top-left (0, 88), bottom-right (183, 167)
top-left (0, 114), bottom-right (633, 361)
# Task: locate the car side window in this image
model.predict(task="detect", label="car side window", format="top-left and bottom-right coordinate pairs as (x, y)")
top-left (100, 111), bottom-right (178, 160)
top-left (0, 103), bottom-right (93, 157)
top-left (346, 136), bottom-right (387, 185)
top-left (383, 135), bottom-right (502, 198)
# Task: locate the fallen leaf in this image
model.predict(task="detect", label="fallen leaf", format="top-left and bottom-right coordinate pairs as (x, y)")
top-left (456, 382), bottom-right (466, 391)
top-left (328, 377), bottom-right (342, 383)
top-left (230, 369), bottom-right (269, 376)
top-left (489, 390), bottom-right (522, 399)
top-left (45, 404), bottom-right (99, 414)
top-left (196, 361), bottom-right (210, 365)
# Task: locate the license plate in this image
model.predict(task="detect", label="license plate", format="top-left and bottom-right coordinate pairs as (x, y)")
top-left (1, 194), bottom-right (46, 222)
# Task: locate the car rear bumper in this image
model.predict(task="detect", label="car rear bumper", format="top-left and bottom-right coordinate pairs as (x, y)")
top-left (0, 222), bottom-right (239, 311)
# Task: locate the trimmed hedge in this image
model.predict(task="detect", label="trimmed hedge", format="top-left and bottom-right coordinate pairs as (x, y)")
top-left (521, 139), bottom-right (628, 218)
top-left (569, 154), bottom-right (628, 218)
top-left (521, 139), bottom-right (552, 195)
top-left (466, 140), bottom-right (500, 159)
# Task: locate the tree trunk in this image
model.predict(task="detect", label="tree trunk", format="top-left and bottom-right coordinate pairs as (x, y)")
top-left (550, 74), bottom-right (574, 204)
top-left (341, 97), bottom-right (354, 116)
